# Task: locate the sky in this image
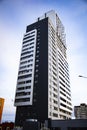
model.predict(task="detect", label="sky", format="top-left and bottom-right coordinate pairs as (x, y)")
top-left (0, 0), bottom-right (87, 122)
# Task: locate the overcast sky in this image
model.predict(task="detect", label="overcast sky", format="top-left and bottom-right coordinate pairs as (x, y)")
top-left (0, 0), bottom-right (87, 122)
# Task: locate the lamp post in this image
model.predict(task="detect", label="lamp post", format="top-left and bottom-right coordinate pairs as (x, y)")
top-left (78, 75), bottom-right (87, 78)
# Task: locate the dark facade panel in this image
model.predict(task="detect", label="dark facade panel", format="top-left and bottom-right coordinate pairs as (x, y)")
top-left (27, 18), bottom-right (49, 121)
top-left (23, 121), bottom-right (38, 130)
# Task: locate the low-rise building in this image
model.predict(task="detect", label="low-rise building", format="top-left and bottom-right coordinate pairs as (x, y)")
top-left (0, 122), bottom-right (14, 130)
top-left (74, 103), bottom-right (87, 119)
top-left (23, 119), bottom-right (87, 130)
top-left (0, 98), bottom-right (4, 123)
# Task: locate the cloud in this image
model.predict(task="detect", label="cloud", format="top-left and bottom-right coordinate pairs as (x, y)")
top-left (0, 19), bottom-right (20, 121)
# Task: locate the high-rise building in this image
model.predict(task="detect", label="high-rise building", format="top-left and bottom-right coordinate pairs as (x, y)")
top-left (74, 103), bottom-right (87, 119)
top-left (14, 10), bottom-right (72, 126)
top-left (0, 98), bottom-right (4, 123)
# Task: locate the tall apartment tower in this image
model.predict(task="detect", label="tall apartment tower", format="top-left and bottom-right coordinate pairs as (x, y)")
top-left (14, 10), bottom-right (72, 126)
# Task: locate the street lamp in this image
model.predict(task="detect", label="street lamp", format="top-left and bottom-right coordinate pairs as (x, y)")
top-left (78, 75), bottom-right (87, 78)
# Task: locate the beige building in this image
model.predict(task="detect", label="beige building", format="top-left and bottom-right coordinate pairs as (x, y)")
top-left (0, 98), bottom-right (4, 123)
top-left (74, 103), bottom-right (87, 119)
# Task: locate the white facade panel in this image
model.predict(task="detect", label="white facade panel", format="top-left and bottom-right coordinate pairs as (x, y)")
top-left (14, 29), bottom-right (37, 106)
top-left (48, 11), bottom-right (72, 119)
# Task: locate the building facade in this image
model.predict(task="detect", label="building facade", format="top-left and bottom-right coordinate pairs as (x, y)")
top-left (74, 103), bottom-right (87, 119)
top-left (14, 10), bottom-right (72, 126)
top-left (0, 98), bottom-right (4, 123)
top-left (23, 119), bottom-right (87, 130)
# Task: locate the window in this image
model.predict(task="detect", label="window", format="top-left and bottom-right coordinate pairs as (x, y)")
top-left (19, 66), bottom-right (26, 69)
top-left (20, 54), bottom-right (33, 60)
top-left (22, 48), bottom-right (28, 52)
top-left (53, 100), bottom-right (58, 104)
top-left (53, 113), bottom-right (58, 117)
top-left (53, 93), bottom-right (57, 98)
top-left (17, 86), bottom-right (31, 90)
top-left (30, 42), bottom-right (34, 45)
top-left (23, 44), bottom-right (29, 48)
top-left (54, 106), bottom-right (58, 110)
top-left (26, 86), bottom-right (31, 89)
top-left (18, 74), bottom-right (32, 79)
top-left (27, 64), bottom-right (33, 67)
top-left (18, 81), bottom-right (25, 85)
top-left (21, 50), bottom-right (34, 56)
top-left (15, 98), bottom-right (30, 103)
top-left (60, 103), bottom-right (66, 107)
top-left (28, 59), bottom-right (33, 62)
top-left (26, 80), bottom-right (31, 83)
top-left (23, 35), bottom-right (35, 40)
top-left (53, 88), bottom-right (57, 92)
top-left (17, 87), bottom-right (24, 90)
top-left (23, 38), bottom-right (34, 44)
top-left (29, 46), bottom-right (34, 49)
top-left (16, 91), bottom-right (31, 96)
top-left (20, 61), bottom-right (27, 65)
top-left (60, 97), bottom-right (66, 102)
